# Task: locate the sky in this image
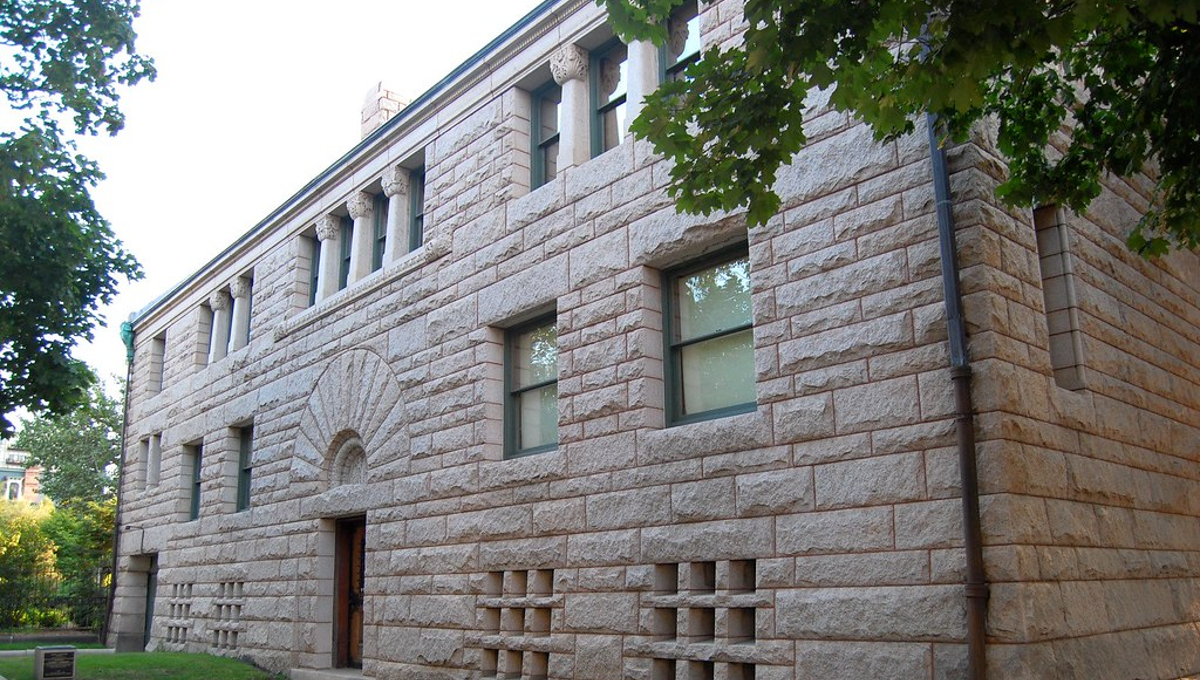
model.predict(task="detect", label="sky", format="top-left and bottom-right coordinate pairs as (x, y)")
top-left (71, 0), bottom-right (545, 388)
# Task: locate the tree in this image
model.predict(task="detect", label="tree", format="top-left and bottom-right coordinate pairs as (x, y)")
top-left (15, 378), bottom-right (122, 506)
top-left (43, 497), bottom-right (115, 629)
top-left (0, 0), bottom-right (155, 437)
top-left (602, 0), bottom-right (1199, 255)
top-left (0, 500), bottom-right (60, 628)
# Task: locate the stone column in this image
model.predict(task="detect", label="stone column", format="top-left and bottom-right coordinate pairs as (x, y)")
top-left (228, 277), bottom-right (251, 353)
top-left (625, 39), bottom-right (659, 134)
top-left (315, 215), bottom-right (342, 302)
top-left (551, 44), bottom-right (590, 171)
top-left (346, 191), bottom-right (375, 284)
top-left (381, 166), bottom-right (409, 264)
top-left (207, 290), bottom-right (231, 364)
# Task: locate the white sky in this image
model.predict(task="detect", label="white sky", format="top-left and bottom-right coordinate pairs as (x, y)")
top-left (71, 0), bottom-right (545, 390)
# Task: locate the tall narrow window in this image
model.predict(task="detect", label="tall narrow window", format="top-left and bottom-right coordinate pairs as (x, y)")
top-left (591, 41), bottom-right (628, 156)
top-left (662, 0), bottom-right (701, 82)
top-left (505, 315), bottom-right (558, 457)
top-left (409, 166), bottom-right (426, 252)
top-left (664, 246), bottom-right (755, 424)
top-left (149, 332), bottom-right (166, 394)
top-left (307, 236), bottom-right (320, 307)
top-left (338, 216), bottom-right (352, 290)
top-left (236, 425), bottom-right (253, 512)
top-left (1034, 206), bottom-right (1086, 390)
top-left (372, 192), bottom-right (388, 272)
top-left (147, 433), bottom-right (162, 489)
top-left (531, 82), bottom-right (562, 189)
top-left (187, 443), bottom-right (203, 521)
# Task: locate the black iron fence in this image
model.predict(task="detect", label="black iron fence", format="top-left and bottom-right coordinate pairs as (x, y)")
top-left (0, 564), bottom-right (110, 633)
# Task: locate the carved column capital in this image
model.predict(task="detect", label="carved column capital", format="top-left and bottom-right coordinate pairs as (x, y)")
top-left (229, 277), bottom-right (251, 299)
top-left (315, 215), bottom-right (341, 241)
top-left (551, 44), bottom-right (588, 85)
top-left (381, 166), bottom-right (409, 198)
top-left (346, 191), bottom-right (374, 220)
top-left (208, 290), bottom-right (231, 311)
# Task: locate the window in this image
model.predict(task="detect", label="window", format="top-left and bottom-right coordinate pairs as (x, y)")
top-left (531, 82), bottom-right (562, 189)
top-left (338, 216), bottom-right (352, 290)
top-left (306, 235), bottom-right (320, 307)
top-left (372, 192), bottom-right (388, 271)
top-left (590, 40), bottom-right (628, 156)
top-left (149, 332), bottom-right (166, 393)
top-left (186, 443), bottom-right (203, 521)
top-left (505, 315), bottom-right (558, 457)
top-left (1034, 206), bottom-right (1085, 390)
top-left (664, 246), bottom-right (755, 424)
top-left (409, 166), bottom-right (426, 252)
top-left (236, 425), bottom-right (253, 512)
top-left (145, 433), bottom-right (162, 489)
top-left (662, 0), bottom-right (701, 82)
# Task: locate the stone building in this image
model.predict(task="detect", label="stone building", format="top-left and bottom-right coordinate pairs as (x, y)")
top-left (107, 1), bottom-right (1200, 678)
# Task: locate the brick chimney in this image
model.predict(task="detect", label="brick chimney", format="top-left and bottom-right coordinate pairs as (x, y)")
top-left (361, 81), bottom-right (410, 138)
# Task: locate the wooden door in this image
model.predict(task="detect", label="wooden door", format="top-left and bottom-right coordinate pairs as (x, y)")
top-left (335, 517), bottom-right (366, 668)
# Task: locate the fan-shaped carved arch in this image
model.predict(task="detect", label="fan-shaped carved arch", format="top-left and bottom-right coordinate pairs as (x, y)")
top-left (290, 348), bottom-right (409, 488)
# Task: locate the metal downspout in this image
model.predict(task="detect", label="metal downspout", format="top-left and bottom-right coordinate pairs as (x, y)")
top-left (925, 113), bottom-right (989, 679)
top-left (104, 320), bottom-right (136, 647)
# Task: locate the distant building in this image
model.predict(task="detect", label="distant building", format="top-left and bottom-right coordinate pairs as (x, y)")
top-left (0, 443), bottom-right (42, 504)
top-left (108, 1), bottom-right (1200, 679)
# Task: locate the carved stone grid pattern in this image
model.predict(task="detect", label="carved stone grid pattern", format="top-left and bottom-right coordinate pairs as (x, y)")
top-left (211, 581), bottom-right (246, 651)
top-left (165, 582), bottom-right (194, 646)
top-left (642, 561), bottom-right (762, 680)
top-left (475, 569), bottom-right (557, 679)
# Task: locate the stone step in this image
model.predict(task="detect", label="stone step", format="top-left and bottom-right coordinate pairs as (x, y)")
top-left (289, 669), bottom-right (364, 680)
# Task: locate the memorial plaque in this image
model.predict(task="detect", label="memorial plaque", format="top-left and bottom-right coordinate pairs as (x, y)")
top-left (34, 646), bottom-right (76, 680)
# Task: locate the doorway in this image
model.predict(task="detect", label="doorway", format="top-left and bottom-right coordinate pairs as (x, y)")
top-left (142, 554), bottom-right (159, 649)
top-left (334, 517), bottom-right (366, 668)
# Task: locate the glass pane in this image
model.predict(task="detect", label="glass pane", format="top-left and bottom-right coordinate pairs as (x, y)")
top-left (514, 321), bottom-right (558, 388)
top-left (666, 5), bottom-right (701, 74)
top-left (518, 383), bottom-right (558, 450)
top-left (601, 103), bottom-right (626, 153)
top-left (541, 138), bottom-right (559, 183)
top-left (681, 328), bottom-right (754, 415)
top-left (596, 44), bottom-right (628, 108)
top-left (677, 256), bottom-right (751, 340)
top-left (538, 89), bottom-right (561, 144)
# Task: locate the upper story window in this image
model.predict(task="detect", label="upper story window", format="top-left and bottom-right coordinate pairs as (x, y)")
top-left (149, 331), bottom-right (166, 394)
top-left (531, 82), bottom-right (562, 189)
top-left (372, 192), bottom-right (388, 272)
top-left (591, 40), bottom-right (628, 157)
top-left (409, 165), bottom-right (426, 252)
top-left (186, 442), bottom-right (203, 521)
top-left (664, 245), bottom-right (755, 424)
top-left (505, 314), bottom-right (558, 458)
top-left (338, 216), bottom-right (352, 291)
top-left (663, 0), bottom-right (701, 81)
top-left (306, 235), bottom-right (320, 307)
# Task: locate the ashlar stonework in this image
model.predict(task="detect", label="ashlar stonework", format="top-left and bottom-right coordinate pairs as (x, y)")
top-left (109, 1), bottom-right (1200, 679)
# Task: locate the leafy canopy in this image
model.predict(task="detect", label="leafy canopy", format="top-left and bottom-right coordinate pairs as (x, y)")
top-left (602, 0), bottom-right (1199, 255)
top-left (0, 0), bottom-right (155, 437)
top-left (15, 376), bottom-right (123, 506)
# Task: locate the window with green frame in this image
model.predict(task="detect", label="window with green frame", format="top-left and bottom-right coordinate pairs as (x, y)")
top-left (409, 166), bottom-right (425, 252)
top-left (590, 40), bottom-right (628, 157)
top-left (505, 315), bottom-right (558, 457)
top-left (664, 245), bottom-right (755, 424)
top-left (187, 443), bottom-right (203, 521)
top-left (661, 0), bottom-right (701, 82)
top-left (338, 216), bottom-right (352, 290)
top-left (236, 425), bottom-right (253, 512)
top-left (531, 82), bottom-right (562, 189)
top-left (307, 236), bottom-right (320, 307)
top-left (371, 192), bottom-right (388, 271)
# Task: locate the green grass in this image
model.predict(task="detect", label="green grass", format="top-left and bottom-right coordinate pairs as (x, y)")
top-left (0, 651), bottom-right (281, 680)
top-left (0, 642), bottom-right (104, 651)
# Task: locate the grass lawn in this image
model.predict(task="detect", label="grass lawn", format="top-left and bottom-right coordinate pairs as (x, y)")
top-left (0, 642), bottom-right (104, 651)
top-left (0, 651), bottom-right (282, 679)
